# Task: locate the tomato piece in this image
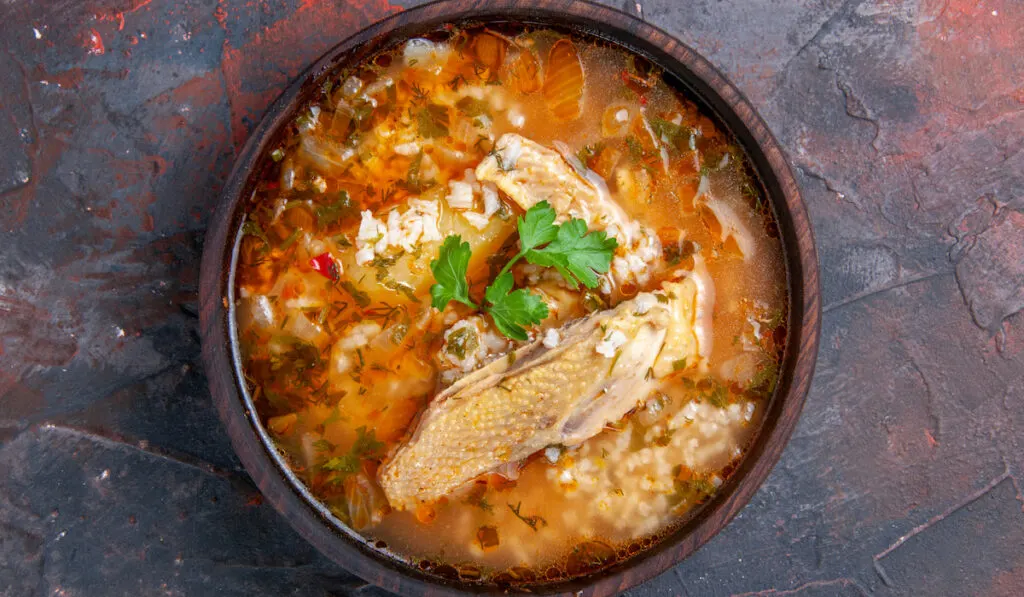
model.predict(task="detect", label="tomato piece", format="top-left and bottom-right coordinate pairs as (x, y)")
top-left (310, 252), bottom-right (340, 281)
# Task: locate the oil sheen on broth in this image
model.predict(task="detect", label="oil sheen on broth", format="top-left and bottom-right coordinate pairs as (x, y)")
top-left (235, 25), bottom-right (787, 584)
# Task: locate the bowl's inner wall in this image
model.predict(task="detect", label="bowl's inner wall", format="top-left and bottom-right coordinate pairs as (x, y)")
top-left (217, 5), bottom-right (809, 595)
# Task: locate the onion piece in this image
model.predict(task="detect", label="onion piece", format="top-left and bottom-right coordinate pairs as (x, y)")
top-left (298, 135), bottom-right (356, 172)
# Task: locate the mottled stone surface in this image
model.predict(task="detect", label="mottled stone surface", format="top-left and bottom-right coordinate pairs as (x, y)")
top-left (0, 1), bottom-right (1021, 595)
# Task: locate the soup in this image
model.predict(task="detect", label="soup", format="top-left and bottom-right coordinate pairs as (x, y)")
top-left (234, 24), bottom-right (786, 585)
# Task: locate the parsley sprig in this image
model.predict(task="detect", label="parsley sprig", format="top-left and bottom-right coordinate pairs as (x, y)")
top-left (429, 201), bottom-right (618, 341)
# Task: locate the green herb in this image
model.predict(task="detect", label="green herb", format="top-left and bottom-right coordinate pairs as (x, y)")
top-left (263, 388), bottom-right (290, 410)
top-left (398, 151), bottom-right (423, 193)
top-left (341, 281), bottom-right (371, 308)
top-left (270, 148), bottom-right (285, 162)
top-left (446, 326), bottom-right (479, 360)
top-left (748, 360), bottom-right (779, 396)
top-left (324, 405), bottom-right (344, 425)
top-left (352, 102), bottom-right (374, 123)
top-left (692, 478), bottom-right (717, 496)
top-left (516, 200), bottom-right (559, 250)
top-left (242, 218), bottom-right (270, 249)
top-left (370, 253), bottom-right (397, 278)
top-left (448, 73), bottom-right (469, 92)
top-left (624, 136), bottom-right (644, 161)
top-left (487, 146), bottom-right (514, 172)
top-left (670, 474), bottom-right (718, 509)
top-left (272, 336), bottom-right (322, 372)
top-left (456, 96), bottom-right (490, 118)
top-left (315, 190), bottom-right (355, 228)
top-left (607, 349), bottom-right (623, 374)
top-left (705, 383), bottom-right (729, 408)
top-left (427, 202), bottom-right (615, 340)
top-left (524, 217), bottom-right (618, 289)
top-left (507, 501), bottom-right (547, 532)
top-left (672, 358), bottom-right (688, 372)
top-left (313, 438), bottom-right (335, 453)
top-left (295, 113), bottom-right (314, 130)
top-left (279, 228), bottom-right (301, 250)
top-left (352, 426), bottom-right (384, 456)
top-left (429, 235), bottom-right (477, 310)
top-left (582, 290), bottom-right (606, 312)
top-left (499, 201), bottom-right (616, 289)
top-left (463, 493), bottom-right (494, 513)
top-left (650, 118), bottom-right (692, 152)
top-left (389, 323), bottom-right (409, 344)
top-left (473, 135), bottom-right (491, 155)
top-left (576, 142), bottom-right (604, 166)
top-left (417, 104), bottom-right (450, 138)
top-left (321, 426), bottom-right (385, 479)
top-left (484, 272), bottom-right (549, 341)
top-left (765, 307), bottom-right (785, 329)
top-left (743, 180), bottom-right (761, 201)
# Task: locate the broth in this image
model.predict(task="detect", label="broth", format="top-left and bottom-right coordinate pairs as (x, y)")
top-left (234, 25), bottom-right (786, 585)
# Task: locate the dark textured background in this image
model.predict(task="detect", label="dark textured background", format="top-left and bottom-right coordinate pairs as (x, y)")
top-left (1, 0), bottom-right (1022, 595)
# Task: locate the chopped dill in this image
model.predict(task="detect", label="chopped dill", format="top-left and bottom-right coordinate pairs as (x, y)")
top-left (507, 502), bottom-right (547, 532)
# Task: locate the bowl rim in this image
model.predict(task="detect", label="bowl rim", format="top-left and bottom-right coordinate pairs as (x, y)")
top-left (199, 1), bottom-right (821, 595)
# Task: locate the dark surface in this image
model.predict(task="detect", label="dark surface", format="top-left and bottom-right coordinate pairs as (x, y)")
top-left (0, 0), bottom-right (1021, 596)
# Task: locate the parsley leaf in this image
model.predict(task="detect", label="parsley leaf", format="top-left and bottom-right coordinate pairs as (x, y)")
top-left (427, 201), bottom-right (615, 340)
top-left (516, 200), bottom-right (559, 250)
top-left (484, 272), bottom-right (549, 341)
top-left (526, 218), bottom-right (618, 288)
top-left (429, 235), bottom-right (477, 310)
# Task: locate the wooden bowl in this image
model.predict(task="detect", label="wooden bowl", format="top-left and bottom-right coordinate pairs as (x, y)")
top-left (199, 1), bottom-right (821, 595)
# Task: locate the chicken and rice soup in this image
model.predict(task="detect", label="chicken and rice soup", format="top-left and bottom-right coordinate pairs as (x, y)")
top-left (234, 24), bottom-right (787, 584)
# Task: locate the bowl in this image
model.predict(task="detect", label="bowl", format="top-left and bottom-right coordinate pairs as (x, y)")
top-left (198, 1), bottom-right (821, 595)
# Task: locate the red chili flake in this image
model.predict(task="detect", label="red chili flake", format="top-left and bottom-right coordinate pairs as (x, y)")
top-left (639, 95), bottom-right (648, 106)
top-left (310, 252), bottom-right (340, 281)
